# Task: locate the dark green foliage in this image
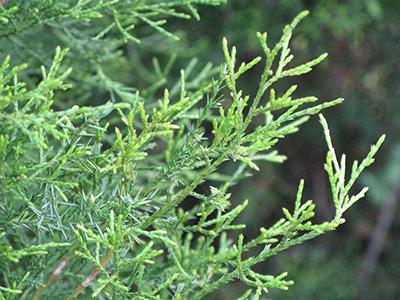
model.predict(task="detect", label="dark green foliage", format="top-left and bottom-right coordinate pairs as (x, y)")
top-left (0, 1), bottom-right (385, 299)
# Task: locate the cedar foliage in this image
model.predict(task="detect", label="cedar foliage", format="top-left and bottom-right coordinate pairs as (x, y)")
top-left (0, 1), bottom-right (384, 299)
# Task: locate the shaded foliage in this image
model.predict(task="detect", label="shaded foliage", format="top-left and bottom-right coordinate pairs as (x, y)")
top-left (0, 1), bottom-right (390, 299)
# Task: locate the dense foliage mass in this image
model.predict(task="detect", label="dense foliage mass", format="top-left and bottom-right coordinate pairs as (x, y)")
top-left (0, 1), bottom-right (386, 299)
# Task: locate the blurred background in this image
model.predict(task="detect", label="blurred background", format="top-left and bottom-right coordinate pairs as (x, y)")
top-left (1, 0), bottom-right (399, 298)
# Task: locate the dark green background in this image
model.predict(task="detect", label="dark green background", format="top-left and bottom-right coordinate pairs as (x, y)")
top-left (180, 1), bottom-right (399, 299)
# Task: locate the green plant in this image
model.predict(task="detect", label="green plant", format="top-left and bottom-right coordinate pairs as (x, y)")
top-left (0, 2), bottom-right (384, 299)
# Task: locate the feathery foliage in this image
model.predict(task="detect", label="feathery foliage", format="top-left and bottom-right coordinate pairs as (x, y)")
top-left (0, 1), bottom-right (384, 299)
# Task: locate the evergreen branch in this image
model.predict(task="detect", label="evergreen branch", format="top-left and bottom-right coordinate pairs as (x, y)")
top-left (0, 7), bottom-right (385, 299)
top-left (320, 114), bottom-right (385, 222)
